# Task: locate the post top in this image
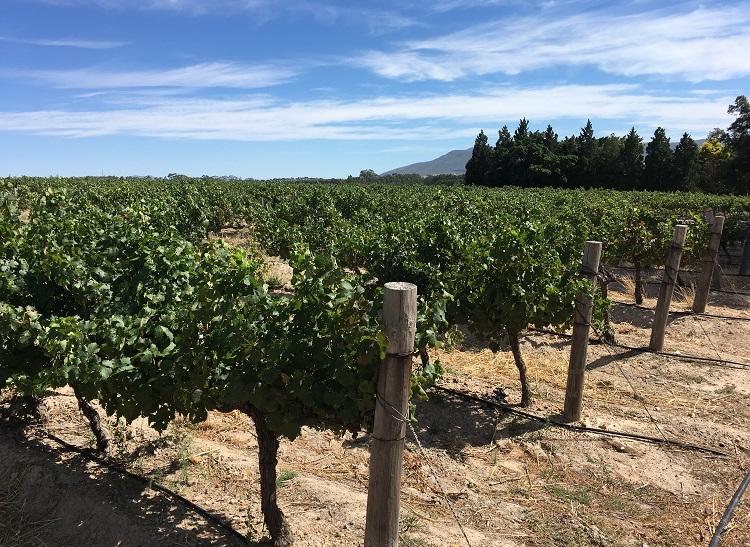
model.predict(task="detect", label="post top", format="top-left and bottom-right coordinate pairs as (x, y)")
top-left (384, 281), bottom-right (417, 292)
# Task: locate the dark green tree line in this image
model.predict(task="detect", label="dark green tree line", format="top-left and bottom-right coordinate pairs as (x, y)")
top-left (465, 95), bottom-right (750, 194)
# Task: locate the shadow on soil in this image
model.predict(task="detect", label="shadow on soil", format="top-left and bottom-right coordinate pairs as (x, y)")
top-left (586, 347), bottom-right (642, 371)
top-left (0, 425), bottom-right (249, 547)
top-left (410, 389), bottom-right (548, 458)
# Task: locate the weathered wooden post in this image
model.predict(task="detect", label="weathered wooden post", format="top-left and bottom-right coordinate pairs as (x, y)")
top-left (563, 241), bottom-right (602, 422)
top-left (693, 215), bottom-right (725, 314)
top-left (364, 282), bottom-right (417, 547)
top-left (740, 224), bottom-right (750, 276)
top-left (649, 225), bottom-right (688, 351)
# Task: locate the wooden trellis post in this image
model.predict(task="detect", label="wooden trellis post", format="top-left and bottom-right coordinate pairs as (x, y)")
top-left (563, 241), bottom-right (602, 422)
top-left (364, 282), bottom-right (417, 547)
top-left (649, 225), bottom-right (688, 351)
top-left (693, 215), bottom-right (725, 314)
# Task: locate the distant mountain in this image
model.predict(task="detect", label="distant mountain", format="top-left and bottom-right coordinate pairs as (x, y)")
top-left (382, 139), bottom-right (706, 176)
top-left (382, 148), bottom-right (472, 176)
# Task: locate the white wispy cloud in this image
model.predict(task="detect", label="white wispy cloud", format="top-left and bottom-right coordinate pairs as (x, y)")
top-left (14, 62), bottom-right (300, 89)
top-left (356, 4), bottom-right (750, 82)
top-left (294, 4), bottom-right (421, 34)
top-left (39, 0), bottom-right (419, 32)
top-left (0, 35), bottom-right (127, 49)
top-left (41, 0), bottom-right (271, 14)
top-left (426, 0), bottom-right (506, 12)
top-left (0, 85), bottom-right (733, 141)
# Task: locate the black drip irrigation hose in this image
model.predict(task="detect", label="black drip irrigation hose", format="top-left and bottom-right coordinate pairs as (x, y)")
top-left (31, 428), bottom-right (248, 545)
top-left (433, 385), bottom-right (728, 457)
top-left (613, 301), bottom-right (750, 322)
top-left (709, 469), bottom-right (750, 546)
top-left (607, 278), bottom-right (750, 297)
top-left (527, 327), bottom-right (750, 370)
top-left (612, 342), bottom-right (750, 370)
top-left (710, 288), bottom-right (750, 296)
top-left (611, 264), bottom-right (749, 279)
top-left (643, 280), bottom-right (750, 297)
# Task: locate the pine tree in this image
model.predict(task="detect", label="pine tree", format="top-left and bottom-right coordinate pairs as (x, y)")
top-left (543, 125), bottom-right (557, 152)
top-left (493, 126), bottom-right (513, 186)
top-left (558, 135), bottom-right (579, 187)
top-left (672, 132), bottom-right (698, 190)
top-left (592, 134), bottom-right (624, 188)
top-left (725, 95), bottom-right (750, 193)
top-left (575, 119), bottom-right (597, 186)
top-left (514, 118), bottom-right (530, 142)
top-left (643, 127), bottom-right (673, 190)
top-left (727, 95), bottom-right (750, 137)
top-left (465, 130), bottom-right (493, 186)
top-left (620, 127), bottom-right (643, 190)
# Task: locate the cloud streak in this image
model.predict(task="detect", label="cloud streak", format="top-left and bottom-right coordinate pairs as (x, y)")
top-left (357, 4), bottom-right (750, 82)
top-left (39, 0), bottom-right (420, 32)
top-left (0, 85), bottom-right (734, 141)
top-left (14, 62), bottom-right (300, 89)
top-left (41, 0), bottom-right (271, 14)
top-left (0, 35), bottom-right (127, 49)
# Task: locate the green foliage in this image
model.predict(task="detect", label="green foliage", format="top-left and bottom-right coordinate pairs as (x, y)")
top-left (0, 186), bottom-right (451, 440)
top-left (462, 221), bottom-right (586, 338)
top-left (1, 178), bottom-right (748, 419)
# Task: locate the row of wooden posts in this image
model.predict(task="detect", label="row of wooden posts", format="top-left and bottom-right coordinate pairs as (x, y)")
top-left (563, 215), bottom-right (727, 421)
top-left (364, 215), bottom-right (740, 546)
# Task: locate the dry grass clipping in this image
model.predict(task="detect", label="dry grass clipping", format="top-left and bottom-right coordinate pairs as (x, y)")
top-left (0, 467), bottom-right (57, 547)
top-left (673, 282), bottom-right (696, 311)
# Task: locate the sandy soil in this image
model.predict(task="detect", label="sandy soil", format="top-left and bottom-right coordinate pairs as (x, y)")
top-left (2, 260), bottom-right (749, 546)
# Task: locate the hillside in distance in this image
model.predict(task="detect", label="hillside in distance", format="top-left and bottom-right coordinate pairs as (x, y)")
top-left (381, 148), bottom-right (471, 175)
top-left (382, 139), bottom-right (706, 176)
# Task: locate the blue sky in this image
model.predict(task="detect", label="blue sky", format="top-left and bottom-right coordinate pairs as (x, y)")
top-left (1, 0), bottom-right (749, 177)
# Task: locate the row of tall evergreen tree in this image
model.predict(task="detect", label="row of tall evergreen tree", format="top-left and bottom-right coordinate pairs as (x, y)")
top-left (465, 95), bottom-right (750, 194)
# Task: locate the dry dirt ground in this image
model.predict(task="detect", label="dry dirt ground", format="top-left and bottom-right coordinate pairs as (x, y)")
top-left (1, 262), bottom-right (749, 547)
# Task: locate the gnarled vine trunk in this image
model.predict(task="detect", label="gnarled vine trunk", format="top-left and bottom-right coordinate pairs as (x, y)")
top-left (508, 329), bottom-right (531, 407)
top-left (420, 347), bottom-right (430, 368)
top-left (72, 384), bottom-right (112, 453)
top-left (634, 260), bottom-right (644, 305)
top-left (246, 406), bottom-right (293, 547)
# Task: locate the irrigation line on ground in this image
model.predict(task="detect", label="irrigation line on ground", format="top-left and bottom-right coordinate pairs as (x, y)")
top-left (645, 280), bottom-right (750, 297)
top-left (612, 301), bottom-right (750, 322)
top-left (711, 287), bottom-right (750, 296)
top-left (528, 328), bottom-right (750, 370)
top-left (432, 385), bottom-right (728, 457)
top-left (27, 428), bottom-right (248, 545)
top-left (709, 469), bottom-right (750, 546)
top-left (608, 278), bottom-right (750, 297)
top-left (610, 264), bottom-right (749, 279)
